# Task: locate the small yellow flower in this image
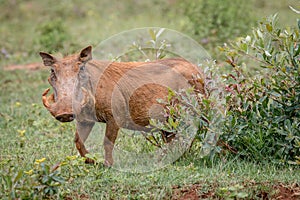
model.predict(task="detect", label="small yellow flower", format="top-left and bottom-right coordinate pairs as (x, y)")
top-left (60, 161), bottom-right (68, 166)
top-left (17, 129), bottom-right (26, 137)
top-left (66, 155), bottom-right (77, 161)
top-left (34, 158), bottom-right (46, 165)
top-left (15, 102), bottom-right (21, 107)
top-left (24, 169), bottom-right (33, 175)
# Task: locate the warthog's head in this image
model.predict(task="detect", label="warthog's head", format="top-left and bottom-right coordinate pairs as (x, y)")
top-left (39, 46), bottom-right (93, 122)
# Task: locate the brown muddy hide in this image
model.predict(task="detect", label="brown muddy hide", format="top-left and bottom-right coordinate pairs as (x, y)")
top-left (40, 46), bottom-right (93, 122)
top-left (39, 45), bottom-right (206, 167)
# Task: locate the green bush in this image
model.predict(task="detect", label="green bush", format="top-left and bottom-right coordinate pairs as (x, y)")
top-left (220, 14), bottom-right (300, 163)
top-left (0, 155), bottom-right (88, 199)
top-left (157, 14), bottom-right (300, 164)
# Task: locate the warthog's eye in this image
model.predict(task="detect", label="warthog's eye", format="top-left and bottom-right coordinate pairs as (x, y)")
top-left (76, 62), bottom-right (85, 71)
top-left (79, 64), bottom-right (85, 71)
top-left (50, 68), bottom-right (56, 81)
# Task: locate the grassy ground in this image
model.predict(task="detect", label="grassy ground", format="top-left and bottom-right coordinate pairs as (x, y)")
top-left (1, 0), bottom-right (300, 199)
top-left (0, 70), bottom-right (299, 199)
top-left (0, 69), bottom-right (299, 198)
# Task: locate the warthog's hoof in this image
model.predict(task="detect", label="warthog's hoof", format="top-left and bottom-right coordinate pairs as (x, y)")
top-left (84, 157), bottom-right (95, 164)
top-left (104, 160), bottom-right (113, 167)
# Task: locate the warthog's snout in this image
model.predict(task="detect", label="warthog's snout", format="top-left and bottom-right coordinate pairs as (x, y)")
top-left (42, 88), bottom-right (76, 122)
top-left (55, 113), bottom-right (75, 122)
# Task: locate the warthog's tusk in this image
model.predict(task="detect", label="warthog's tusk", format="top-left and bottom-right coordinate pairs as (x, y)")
top-left (42, 88), bottom-right (51, 108)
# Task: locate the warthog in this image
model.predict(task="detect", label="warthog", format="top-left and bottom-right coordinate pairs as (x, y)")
top-left (40, 46), bottom-right (205, 166)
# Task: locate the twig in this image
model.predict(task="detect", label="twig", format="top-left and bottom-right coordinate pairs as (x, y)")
top-left (141, 131), bottom-right (162, 148)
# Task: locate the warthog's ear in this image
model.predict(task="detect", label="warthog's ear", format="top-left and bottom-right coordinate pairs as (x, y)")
top-left (79, 46), bottom-right (92, 63)
top-left (39, 52), bottom-right (57, 66)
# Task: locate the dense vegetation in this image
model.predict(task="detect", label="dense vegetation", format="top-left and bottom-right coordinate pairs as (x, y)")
top-left (0, 0), bottom-right (299, 199)
top-left (159, 14), bottom-right (300, 165)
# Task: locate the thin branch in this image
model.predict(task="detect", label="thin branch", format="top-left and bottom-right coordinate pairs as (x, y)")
top-left (141, 131), bottom-right (162, 148)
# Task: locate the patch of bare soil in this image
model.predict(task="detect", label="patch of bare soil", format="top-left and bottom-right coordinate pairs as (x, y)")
top-left (3, 62), bottom-right (42, 71)
top-left (171, 182), bottom-right (300, 200)
top-left (272, 183), bottom-right (300, 200)
top-left (65, 193), bottom-right (89, 200)
top-left (172, 183), bottom-right (214, 200)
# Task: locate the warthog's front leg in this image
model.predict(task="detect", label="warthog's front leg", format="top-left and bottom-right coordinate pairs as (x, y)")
top-left (74, 121), bottom-right (95, 163)
top-left (103, 120), bottom-right (119, 167)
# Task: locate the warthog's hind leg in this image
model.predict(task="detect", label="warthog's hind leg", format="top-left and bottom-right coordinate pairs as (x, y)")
top-left (103, 120), bottom-right (119, 167)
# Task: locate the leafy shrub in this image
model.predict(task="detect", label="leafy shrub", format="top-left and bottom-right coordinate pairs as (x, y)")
top-left (0, 158), bottom-right (65, 199)
top-left (219, 14), bottom-right (300, 163)
top-left (121, 28), bottom-right (172, 61)
top-left (153, 88), bottom-right (224, 157)
top-left (0, 155), bottom-right (89, 199)
top-left (156, 14), bottom-right (300, 164)
top-left (32, 158), bottom-right (66, 197)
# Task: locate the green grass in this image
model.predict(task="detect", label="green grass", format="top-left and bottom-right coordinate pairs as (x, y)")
top-left (0, 68), bottom-right (299, 199)
top-left (1, 0), bottom-right (300, 199)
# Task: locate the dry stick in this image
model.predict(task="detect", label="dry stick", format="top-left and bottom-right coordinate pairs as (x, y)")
top-left (141, 131), bottom-right (162, 148)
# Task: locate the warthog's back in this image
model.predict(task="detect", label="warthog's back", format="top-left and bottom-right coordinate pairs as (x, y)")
top-left (86, 58), bottom-right (204, 129)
